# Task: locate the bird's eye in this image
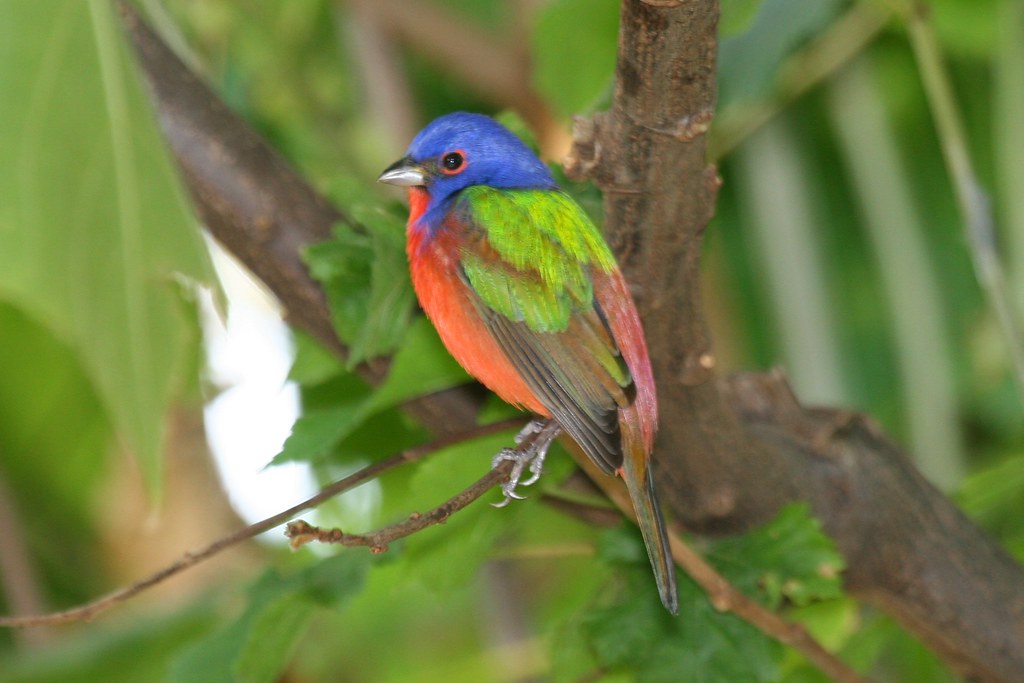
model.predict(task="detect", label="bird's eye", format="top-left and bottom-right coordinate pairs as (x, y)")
top-left (441, 151), bottom-right (465, 174)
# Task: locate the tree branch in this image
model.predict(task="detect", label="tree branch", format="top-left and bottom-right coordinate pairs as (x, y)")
top-left (0, 407), bottom-right (860, 683)
top-left (0, 419), bottom-right (524, 628)
top-left (285, 420), bottom-right (559, 551)
top-left (283, 422), bottom-right (563, 552)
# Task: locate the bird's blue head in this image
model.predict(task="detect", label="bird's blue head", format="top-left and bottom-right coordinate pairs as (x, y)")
top-left (378, 113), bottom-right (557, 228)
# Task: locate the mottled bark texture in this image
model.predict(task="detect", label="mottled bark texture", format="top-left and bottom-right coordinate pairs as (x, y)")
top-left (121, 2), bottom-right (1024, 681)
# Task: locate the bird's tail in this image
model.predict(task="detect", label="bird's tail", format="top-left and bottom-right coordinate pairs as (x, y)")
top-left (620, 424), bottom-right (679, 615)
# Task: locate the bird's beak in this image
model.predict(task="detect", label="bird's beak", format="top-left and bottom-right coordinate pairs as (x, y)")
top-left (377, 156), bottom-right (427, 187)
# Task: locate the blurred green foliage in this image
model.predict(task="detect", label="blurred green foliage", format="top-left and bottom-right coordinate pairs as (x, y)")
top-left (0, 1), bottom-right (214, 496)
top-left (532, 0), bottom-right (620, 116)
top-left (1, 0), bottom-right (1022, 681)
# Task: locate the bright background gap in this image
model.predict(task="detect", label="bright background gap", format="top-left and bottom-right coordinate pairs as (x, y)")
top-left (199, 239), bottom-right (317, 539)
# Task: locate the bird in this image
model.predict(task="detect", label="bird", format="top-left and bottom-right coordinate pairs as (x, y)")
top-left (378, 112), bottom-right (678, 614)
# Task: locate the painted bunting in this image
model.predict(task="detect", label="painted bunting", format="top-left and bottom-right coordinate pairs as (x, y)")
top-left (378, 112), bottom-right (678, 614)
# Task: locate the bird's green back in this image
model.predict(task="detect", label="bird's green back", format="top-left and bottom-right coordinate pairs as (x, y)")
top-left (456, 187), bottom-right (616, 334)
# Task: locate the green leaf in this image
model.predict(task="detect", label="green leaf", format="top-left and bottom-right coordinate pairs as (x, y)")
top-left (837, 615), bottom-right (959, 683)
top-left (288, 329), bottom-right (345, 386)
top-left (571, 564), bottom-right (782, 683)
top-left (272, 402), bottom-right (371, 465)
top-left (328, 408), bottom-right (429, 466)
top-left (957, 454), bottom-right (1024, 560)
top-left (531, 0), bottom-right (620, 117)
top-left (402, 504), bottom-right (508, 593)
top-left (169, 616), bottom-right (250, 683)
top-left (300, 552), bottom-right (371, 606)
top-left (0, 605), bottom-right (217, 683)
top-left (549, 616), bottom-right (602, 682)
top-left (170, 555), bottom-right (369, 683)
top-left (232, 595), bottom-right (316, 683)
top-left (0, 304), bottom-right (110, 521)
top-left (0, 305), bottom-right (112, 601)
top-left (721, 0), bottom-right (764, 37)
top-left (564, 504), bottom-right (844, 681)
top-left (597, 523), bottom-right (649, 566)
top-left (652, 592), bottom-right (781, 683)
top-left (718, 0), bottom-right (844, 108)
top-left (365, 317), bottom-right (470, 412)
top-left (303, 234), bottom-right (372, 358)
top-left (304, 205), bottom-right (415, 368)
top-left (781, 597), bottom-right (860, 673)
top-left (0, 2), bottom-right (214, 496)
top-left (710, 502), bottom-right (845, 608)
top-left (580, 593), bottom-right (667, 669)
top-left (274, 318), bottom-right (467, 466)
top-left (408, 430), bottom-right (515, 508)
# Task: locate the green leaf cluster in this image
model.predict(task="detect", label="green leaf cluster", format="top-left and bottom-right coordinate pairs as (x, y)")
top-left (272, 317), bottom-right (467, 466)
top-left (710, 503), bottom-right (846, 609)
top-left (169, 553), bottom-right (370, 683)
top-left (531, 0), bottom-right (620, 116)
top-left (0, 608), bottom-right (218, 683)
top-left (552, 504), bottom-right (847, 682)
top-left (303, 207), bottom-right (415, 368)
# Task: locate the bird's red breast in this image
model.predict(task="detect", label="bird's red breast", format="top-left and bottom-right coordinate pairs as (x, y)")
top-left (406, 188), bottom-right (550, 416)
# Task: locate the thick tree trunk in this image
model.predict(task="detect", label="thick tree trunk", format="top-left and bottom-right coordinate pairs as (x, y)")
top-left (121, 2), bottom-right (1024, 681)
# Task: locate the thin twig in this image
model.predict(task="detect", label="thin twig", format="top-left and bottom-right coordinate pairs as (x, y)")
top-left (286, 420), bottom-right (561, 551)
top-left (902, 1), bottom-right (1024, 400)
top-left (284, 463), bottom-right (511, 551)
top-left (0, 418), bottom-right (524, 628)
top-left (537, 491), bottom-right (623, 528)
top-left (574, 457), bottom-right (872, 683)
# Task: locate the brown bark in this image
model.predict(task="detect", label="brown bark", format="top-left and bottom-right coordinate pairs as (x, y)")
top-left (120, 2), bottom-right (1024, 681)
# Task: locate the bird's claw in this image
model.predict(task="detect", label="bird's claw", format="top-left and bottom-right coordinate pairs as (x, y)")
top-left (491, 420), bottom-right (559, 508)
top-left (491, 447), bottom-right (533, 507)
top-left (491, 478), bottom-right (527, 509)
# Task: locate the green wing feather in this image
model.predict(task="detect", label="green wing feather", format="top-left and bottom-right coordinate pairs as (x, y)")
top-left (456, 187), bottom-right (633, 472)
top-left (459, 187), bottom-right (616, 332)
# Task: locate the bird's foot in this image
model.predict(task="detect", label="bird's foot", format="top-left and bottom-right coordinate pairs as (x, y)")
top-left (491, 419), bottom-right (560, 508)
